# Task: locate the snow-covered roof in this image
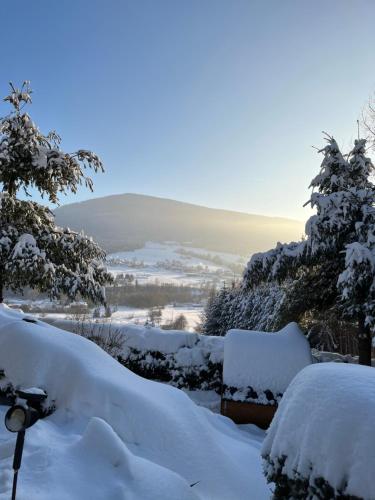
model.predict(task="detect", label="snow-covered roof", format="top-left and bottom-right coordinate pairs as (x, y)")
top-left (0, 305), bottom-right (268, 499)
top-left (223, 322), bottom-right (312, 395)
top-left (262, 363), bottom-right (375, 499)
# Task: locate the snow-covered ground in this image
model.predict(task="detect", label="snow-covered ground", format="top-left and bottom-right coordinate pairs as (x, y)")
top-left (107, 241), bottom-right (246, 286)
top-left (32, 304), bottom-right (203, 332)
top-left (0, 305), bottom-right (269, 499)
top-left (109, 241), bottom-right (245, 267)
top-left (183, 390), bottom-right (221, 413)
top-left (111, 305), bottom-right (202, 331)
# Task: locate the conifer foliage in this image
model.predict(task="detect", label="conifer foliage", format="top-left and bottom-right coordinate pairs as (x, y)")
top-left (202, 281), bottom-right (287, 336)
top-left (205, 134), bottom-right (375, 365)
top-left (0, 82), bottom-right (111, 303)
top-left (244, 134), bottom-right (375, 365)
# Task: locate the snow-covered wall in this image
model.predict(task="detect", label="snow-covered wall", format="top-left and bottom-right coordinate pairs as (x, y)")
top-left (223, 323), bottom-right (312, 405)
top-left (262, 363), bottom-right (375, 499)
top-left (44, 318), bottom-right (224, 393)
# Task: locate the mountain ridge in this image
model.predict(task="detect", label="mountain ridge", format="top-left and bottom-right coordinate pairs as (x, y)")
top-left (54, 193), bottom-right (305, 256)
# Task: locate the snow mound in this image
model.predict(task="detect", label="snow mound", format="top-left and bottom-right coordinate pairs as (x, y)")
top-left (223, 323), bottom-right (312, 397)
top-left (0, 305), bottom-right (267, 499)
top-left (45, 318), bottom-right (224, 361)
top-left (262, 363), bottom-right (375, 499)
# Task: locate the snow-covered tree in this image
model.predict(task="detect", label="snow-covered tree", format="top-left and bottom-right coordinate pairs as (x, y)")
top-left (0, 82), bottom-right (112, 303)
top-left (203, 280), bottom-right (289, 336)
top-left (244, 135), bottom-right (375, 365)
top-left (202, 285), bottom-right (229, 336)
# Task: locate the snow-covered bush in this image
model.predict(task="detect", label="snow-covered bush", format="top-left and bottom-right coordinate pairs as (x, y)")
top-left (72, 319), bottom-right (126, 358)
top-left (45, 318), bottom-right (224, 393)
top-left (222, 323), bottom-right (312, 405)
top-left (122, 327), bottom-right (224, 392)
top-left (262, 363), bottom-right (375, 499)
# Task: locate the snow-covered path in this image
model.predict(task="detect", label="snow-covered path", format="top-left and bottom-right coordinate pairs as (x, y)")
top-left (0, 306), bottom-right (270, 499)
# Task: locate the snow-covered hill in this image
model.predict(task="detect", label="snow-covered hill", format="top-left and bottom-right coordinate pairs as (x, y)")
top-left (0, 305), bottom-right (269, 499)
top-left (54, 193), bottom-right (304, 255)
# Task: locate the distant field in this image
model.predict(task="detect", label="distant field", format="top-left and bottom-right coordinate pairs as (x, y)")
top-left (30, 304), bottom-right (203, 332)
top-left (107, 241), bottom-right (246, 286)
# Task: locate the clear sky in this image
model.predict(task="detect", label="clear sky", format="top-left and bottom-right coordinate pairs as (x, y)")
top-left (1, 0), bottom-right (375, 221)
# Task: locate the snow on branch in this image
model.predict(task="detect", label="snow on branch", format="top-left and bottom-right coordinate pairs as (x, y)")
top-left (0, 82), bottom-right (104, 203)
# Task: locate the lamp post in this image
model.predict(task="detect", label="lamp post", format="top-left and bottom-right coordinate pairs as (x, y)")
top-left (5, 389), bottom-right (46, 500)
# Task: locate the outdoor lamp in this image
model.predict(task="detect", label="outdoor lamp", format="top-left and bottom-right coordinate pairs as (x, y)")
top-left (5, 405), bottom-right (40, 433)
top-left (5, 388), bottom-right (47, 500)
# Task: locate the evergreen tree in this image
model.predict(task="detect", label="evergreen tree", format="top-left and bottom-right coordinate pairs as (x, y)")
top-left (244, 135), bottom-right (375, 365)
top-left (203, 280), bottom-right (288, 335)
top-left (0, 82), bottom-right (112, 303)
top-left (335, 140), bottom-right (375, 364)
top-left (202, 285), bottom-right (229, 336)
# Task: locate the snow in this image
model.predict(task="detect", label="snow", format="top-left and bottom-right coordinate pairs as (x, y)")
top-left (311, 349), bottom-right (358, 364)
top-left (109, 241), bottom-right (245, 268)
top-left (181, 390), bottom-right (221, 413)
top-left (0, 406), bottom-right (196, 500)
top-left (40, 318), bottom-right (224, 392)
top-left (262, 363), bottom-right (375, 499)
top-left (337, 238), bottom-right (375, 328)
top-left (7, 298), bottom-right (203, 332)
top-left (244, 240), bottom-right (306, 286)
top-left (110, 304), bottom-right (203, 332)
top-left (43, 318), bottom-right (224, 358)
top-left (223, 323), bottom-right (312, 397)
top-left (0, 305), bottom-right (268, 499)
top-left (18, 387), bottom-right (47, 396)
top-left (107, 241), bottom-right (245, 286)
top-left (0, 195), bottom-right (110, 304)
top-left (11, 233), bottom-right (44, 259)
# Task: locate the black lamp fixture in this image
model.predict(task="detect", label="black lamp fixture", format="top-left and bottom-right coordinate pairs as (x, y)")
top-left (5, 389), bottom-right (47, 500)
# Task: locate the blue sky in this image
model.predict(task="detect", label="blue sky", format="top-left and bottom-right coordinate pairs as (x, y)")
top-left (1, 0), bottom-right (375, 220)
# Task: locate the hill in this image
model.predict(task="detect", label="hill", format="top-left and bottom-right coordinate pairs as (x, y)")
top-left (54, 193), bottom-right (304, 256)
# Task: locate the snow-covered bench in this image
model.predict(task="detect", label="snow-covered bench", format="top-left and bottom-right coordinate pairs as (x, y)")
top-left (262, 363), bottom-right (375, 499)
top-left (221, 323), bottom-right (312, 428)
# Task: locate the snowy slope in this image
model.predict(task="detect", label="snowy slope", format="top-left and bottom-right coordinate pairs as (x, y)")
top-left (0, 305), bottom-right (268, 500)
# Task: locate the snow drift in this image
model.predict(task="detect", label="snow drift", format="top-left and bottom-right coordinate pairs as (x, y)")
top-left (262, 363), bottom-right (375, 499)
top-left (0, 305), bottom-right (268, 499)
